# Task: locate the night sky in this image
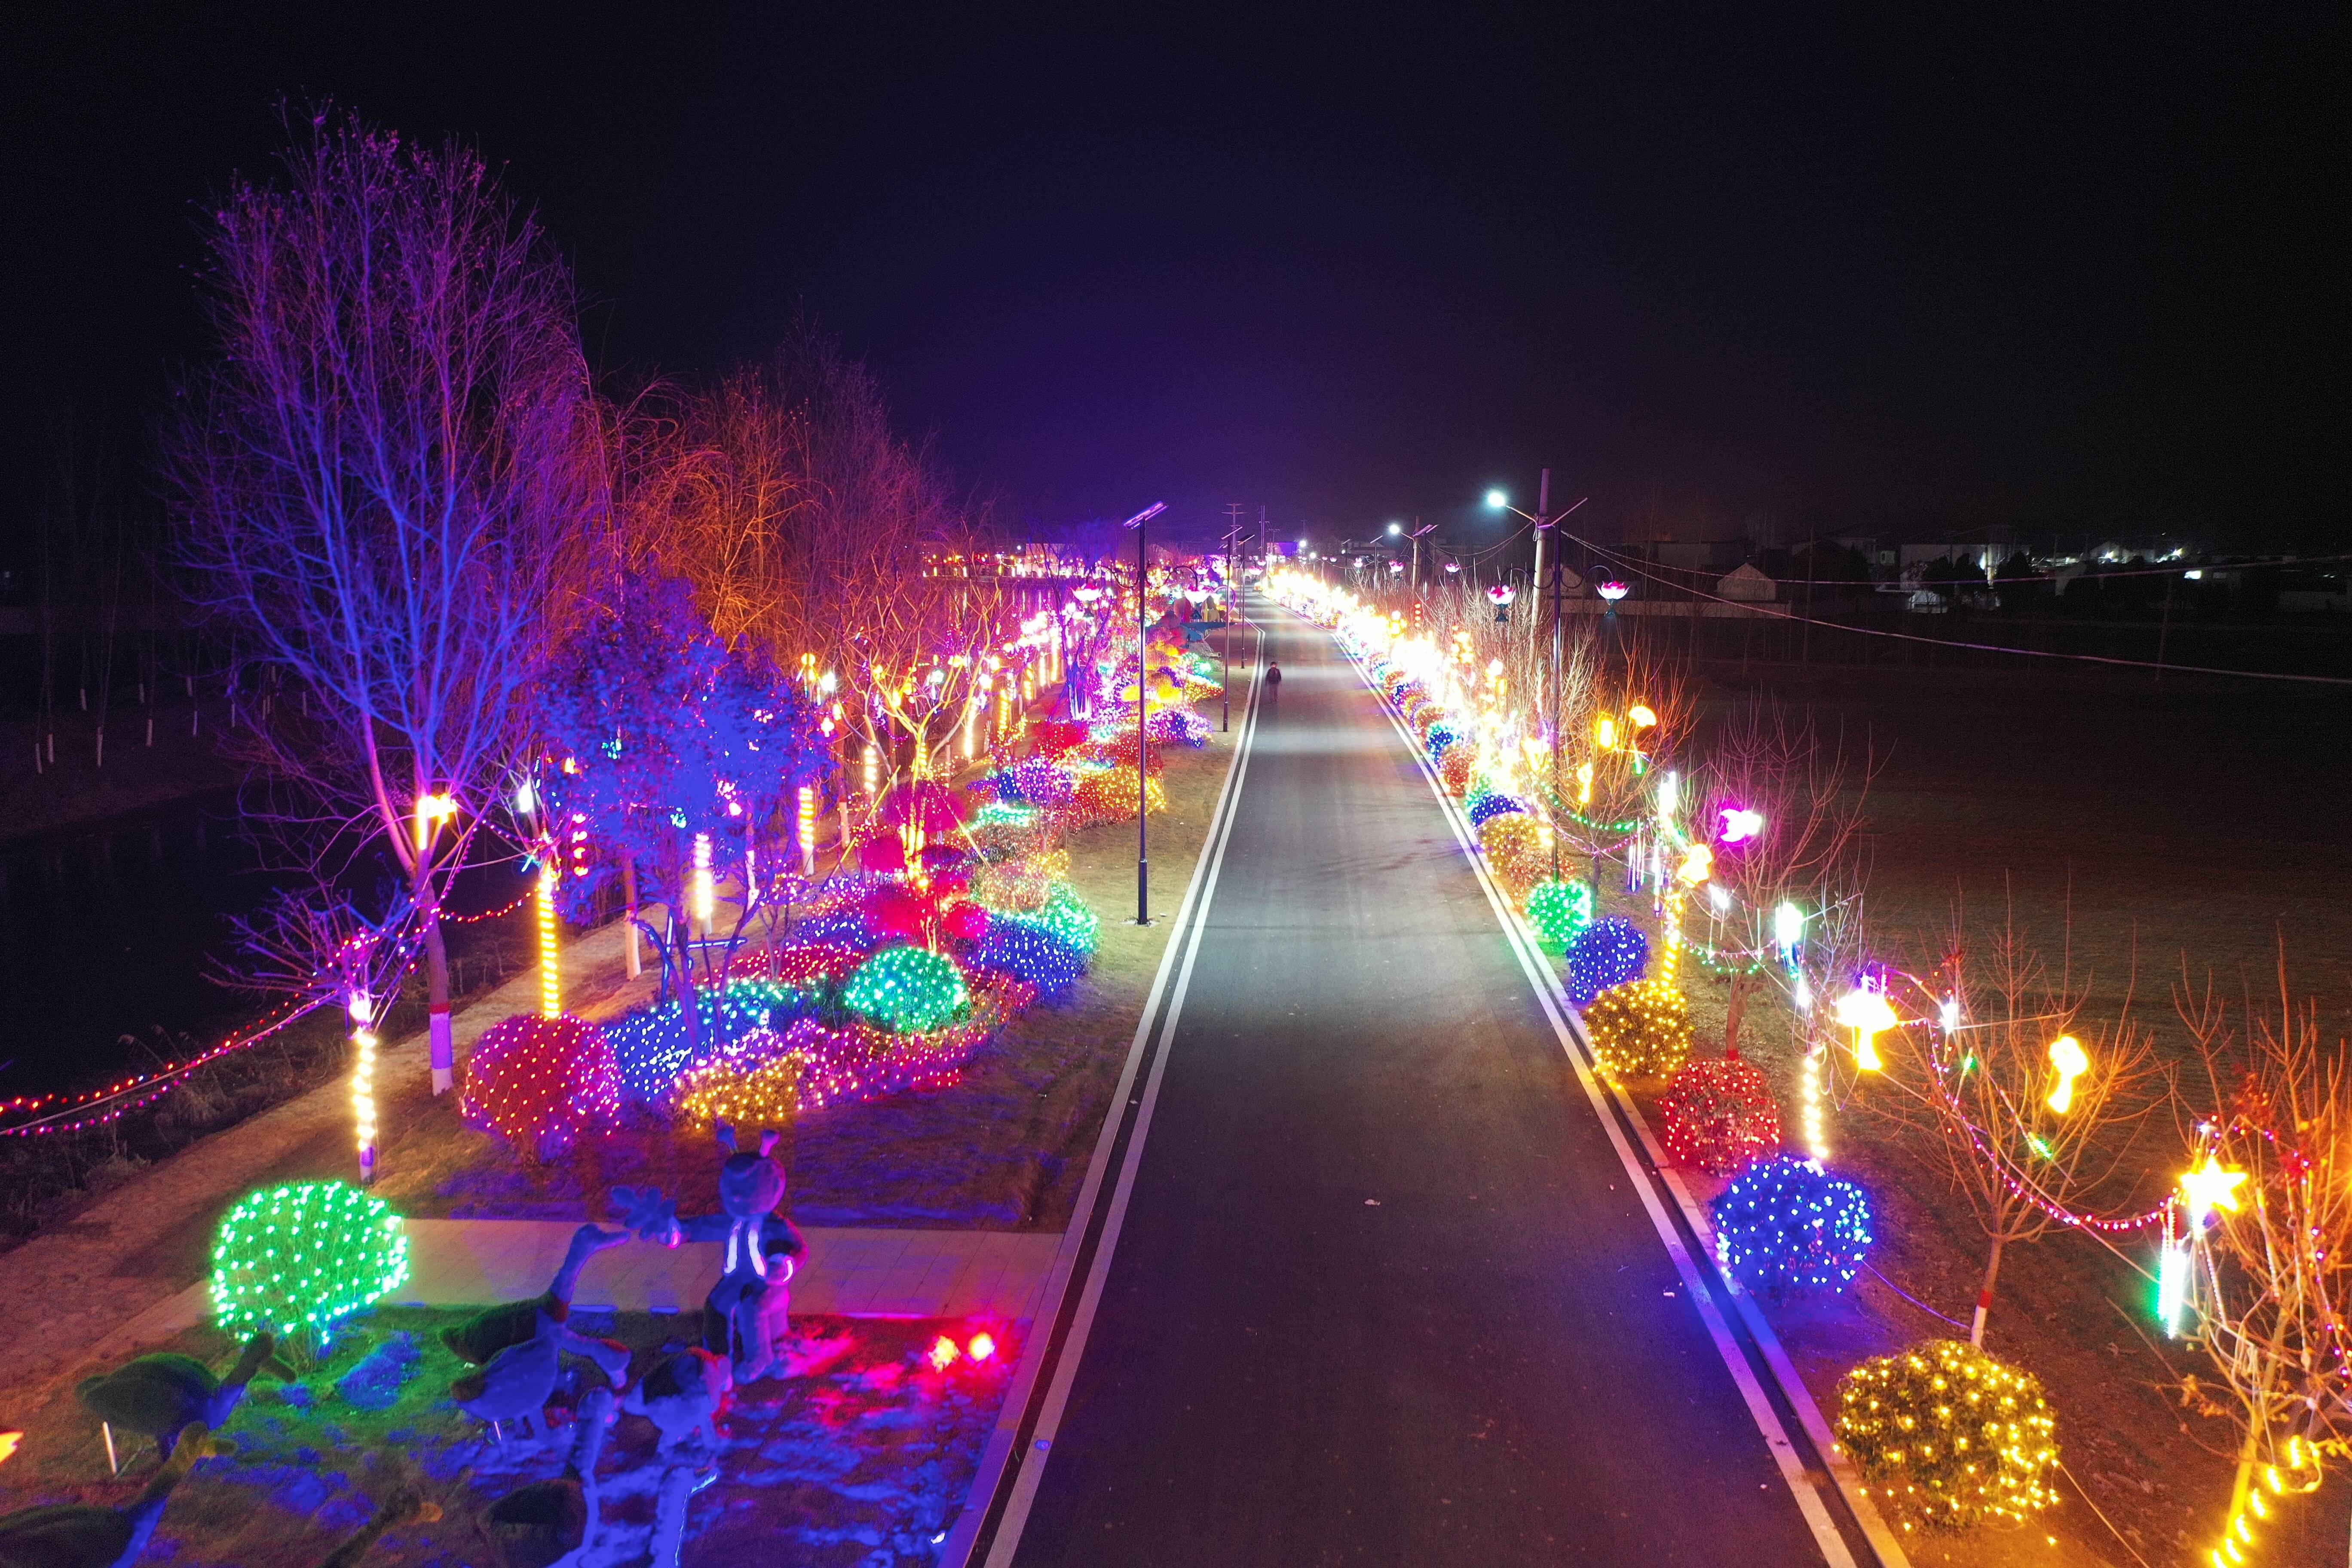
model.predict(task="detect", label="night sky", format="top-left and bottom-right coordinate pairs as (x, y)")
top-left (4, 4), bottom-right (2343, 551)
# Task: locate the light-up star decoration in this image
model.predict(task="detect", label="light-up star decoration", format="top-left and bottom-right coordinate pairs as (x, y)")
top-left (2180, 1155), bottom-right (2247, 1228)
top-left (1832, 986), bottom-right (1899, 1072)
top-left (2045, 1035), bottom-right (2089, 1113)
top-left (1718, 807), bottom-right (1765, 844)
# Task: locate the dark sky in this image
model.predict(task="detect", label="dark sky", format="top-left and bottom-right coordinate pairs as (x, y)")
top-left (4, 3), bottom-right (2343, 552)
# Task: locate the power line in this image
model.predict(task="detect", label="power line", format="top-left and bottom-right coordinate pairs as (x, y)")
top-left (1562, 530), bottom-right (2352, 687)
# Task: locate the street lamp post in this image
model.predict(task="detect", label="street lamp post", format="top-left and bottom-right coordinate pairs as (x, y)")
top-left (1485, 477), bottom-right (1590, 878)
top-left (1124, 501), bottom-right (1167, 925)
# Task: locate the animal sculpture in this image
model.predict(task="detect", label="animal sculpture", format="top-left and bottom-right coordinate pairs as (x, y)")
top-left (478, 1387), bottom-right (612, 1568)
top-left (612, 1124), bottom-right (807, 1383)
top-left (76, 1334), bottom-right (290, 1460)
top-left (443, 1225), bottom-right (631, 1387)
top-left (0, 1424), bottom-right (223, 1568)
top-left (620, 1349), bottom-right (730, 1455)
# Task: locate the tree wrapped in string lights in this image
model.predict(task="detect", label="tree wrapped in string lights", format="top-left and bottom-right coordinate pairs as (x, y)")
top-left (210, 1180), bottom-right (410, 1360)
top-left (2171, 965), bottom-right (2352, 1562)
top-left (1833, 1339), bottom-right (2059, 1531)
top-left (1711, 1153), bottom-right (1873, 1295)
top-left (1658, 1050), bottom-right (1783, 1176)
top-left (1583, 977), bottom-right (1695, 1083)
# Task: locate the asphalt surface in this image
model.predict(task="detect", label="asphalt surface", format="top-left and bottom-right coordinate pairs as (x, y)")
top-left (1007, 602), bottom-right (1831, 1566)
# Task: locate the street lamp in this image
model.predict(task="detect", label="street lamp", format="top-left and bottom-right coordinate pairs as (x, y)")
top-left (1485, 473), bottom-right (1589, 879)
top-left (1122, 501), bottom-right (1167, 927)
top-left (1485, 489), bottom-right (1508, 509)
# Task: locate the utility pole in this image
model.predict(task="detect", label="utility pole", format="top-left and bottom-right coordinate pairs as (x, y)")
top-left (1221, 505), bottom-right (1246, 732)
top-left (1124, 501), bottom-right (1166, 925)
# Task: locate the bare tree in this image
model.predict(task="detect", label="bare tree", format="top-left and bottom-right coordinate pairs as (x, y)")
top-left (2174, 958), bottom-right (2352, 1548)
top-left (1875, 915), bottom-right (2168, 1345)
top-left (175, 110), bottom-right (604, 1091)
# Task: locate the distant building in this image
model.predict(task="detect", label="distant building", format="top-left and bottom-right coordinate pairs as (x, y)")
top-left (1716, 563), bottom-right (1776, 602)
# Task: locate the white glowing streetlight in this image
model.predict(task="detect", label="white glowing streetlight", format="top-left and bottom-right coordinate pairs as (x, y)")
top-left (1485, 489), bottom-right (1508, 509)
top-left (1387, 521), bottom-right (1402, 535)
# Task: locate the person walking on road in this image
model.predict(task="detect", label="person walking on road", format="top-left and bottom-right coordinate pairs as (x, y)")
top-left (1264, 662), bottom-right (1282, 692)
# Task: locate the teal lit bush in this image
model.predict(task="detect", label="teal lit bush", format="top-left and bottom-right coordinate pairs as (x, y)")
top-left (843, 946), bottom-right (972, 1033)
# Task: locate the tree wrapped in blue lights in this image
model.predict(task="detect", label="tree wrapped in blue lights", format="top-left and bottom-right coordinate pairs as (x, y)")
top-left (1711, 1154), bottom-right (1874, 1295)
top-left (1565, 916), bottom-right (1649, 1006)
top-left (539, 572), bottom-right (830, 1029)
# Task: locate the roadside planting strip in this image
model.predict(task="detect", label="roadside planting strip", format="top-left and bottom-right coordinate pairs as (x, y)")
top-left (940, 616), bottom-right (1268, 1568)
top-left (1328, 609), bottom-right (1912, 1568)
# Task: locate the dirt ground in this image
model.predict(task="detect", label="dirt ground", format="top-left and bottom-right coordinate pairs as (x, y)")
top-left (1592, 657), bottom-right (2352, 1566)
top-left (0, 1306), bottom-right (1014, 1568)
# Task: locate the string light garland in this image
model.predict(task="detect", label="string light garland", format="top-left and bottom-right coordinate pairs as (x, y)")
top-left (349, 994), bottom-right (380, 1184)
top-left (1833, 1340), bottom-right (2059, 1531)
top-left (1657, 1050), bottom-right (1784, 1176)
top-left (1525, 878), bottom-right (1595, 946)
top-left (1584, 978), bottom-right (1697, 1084)
top-left (842, 947), bottom-right (972, 1034)
top-left (0, 997), bottom-right (325, 1137)
top-left (459, 1013), bottom-right (622, 1158)
top-left (1565, 917), bottom-right (1650, 1008)
top-left (1712, 1154), bottom-right (1874, 1294)
top-left (210, 1180), bottom-right (410, 1351)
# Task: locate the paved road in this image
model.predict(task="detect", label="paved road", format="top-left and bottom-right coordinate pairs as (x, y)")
top-left (1008, 602), bottom-right (1831, 1565)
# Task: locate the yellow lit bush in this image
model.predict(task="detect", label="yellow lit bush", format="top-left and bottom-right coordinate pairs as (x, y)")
top-left (1834, 1339), bottom-right (2059, 1531)
top-left (1583, 977), bottom-right (1695, 1082)
top-left (1477, 812), bottom-right (1547, 902)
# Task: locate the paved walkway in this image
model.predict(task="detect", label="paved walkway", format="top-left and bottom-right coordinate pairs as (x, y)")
top-left (96, 1221), bottom-right (1062, 1354)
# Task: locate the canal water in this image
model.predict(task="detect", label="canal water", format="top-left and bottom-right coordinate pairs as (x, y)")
top-left (0, 793), bottom-right (534, 1100)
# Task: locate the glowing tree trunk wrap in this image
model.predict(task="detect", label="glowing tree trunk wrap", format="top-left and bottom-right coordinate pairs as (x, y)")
top-left (536, 861), bottom-right (561, 1019)
top-left (350, 994), bottom-right (380, 1184)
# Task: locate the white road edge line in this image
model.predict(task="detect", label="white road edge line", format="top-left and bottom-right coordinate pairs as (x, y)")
top-left (939, 615), bottom-right (1268, 1568)
top-left (1334, 626), bottom-right (1893, 1568)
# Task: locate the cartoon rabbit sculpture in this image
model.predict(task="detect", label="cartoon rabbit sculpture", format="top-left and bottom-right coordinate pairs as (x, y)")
top-left (612, 1124), bottom-right (807, 1383)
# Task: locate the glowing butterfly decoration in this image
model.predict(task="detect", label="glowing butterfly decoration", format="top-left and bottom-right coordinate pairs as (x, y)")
top-left (2179, 1155), bottom-right (2247, 1228)
top-left (2045, 1035), bottom-right (2089, 1112)
top-left (1675, 843), bottom-right (1715, 886)
top-left (1596, 581), bottom-right (1630, 601)
top-left (1832, 984), bottom-right (1899, 1072)
top-left (1626, 704), bottom-right (1658, 730)
top-left (1717, 807), bottom-right (1764, 844)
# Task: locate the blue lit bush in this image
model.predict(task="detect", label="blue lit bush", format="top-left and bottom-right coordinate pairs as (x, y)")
top-left (1424, 722), bottom-right (1461, 761)
top-left (608, 979), bottom-right (811, 1102)
top-left (1466, 790), bottom-right (1525, 830)
top-left (1565, 916), bottom-right (1648, 1006)
top-left (973, 913), bottom-right (1088, 999)
top-left (1711, 1154), bottom-right (1874, 1295)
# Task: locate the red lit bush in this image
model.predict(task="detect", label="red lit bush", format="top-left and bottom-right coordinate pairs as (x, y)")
top-left (461, 1013), bottom-right (620, 1159)
top-left (1657, 1049), bottom-right (1783, 1176)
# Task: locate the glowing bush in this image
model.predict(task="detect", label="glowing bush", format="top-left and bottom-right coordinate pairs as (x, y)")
top-left (973, 849), bottom-right (1071, 913)
top-left (1465, 789), bottom-right (1524, 830)
top-left (1438, 743), bottom-right (1476, 796)
top-left (1478, 812), bottom-right (1547, 902)
top-left (1036, 883), bottom-right (1101, 956)
top-left (770, 942), bottom-right (869, 988)
top-left (1835, 1341), bottom-right (2058, 1531)
top-left (1658, 1050), bottom-right (1783, 1176)
top-left (843, 946), bottom-right (972, 1033)
top-left (1584, 978), bottom-right (1695, 1082)
top-left (1525, 878), bottom-right (1593, 944)
top-left (674, 1026), bottom-right (802, 1130)
top-left (978, 755), bottom-right (1078, 807)
top-left (1146, 707), bottom-right (1211, 747)
top-left (461, 1013), bottom-right (620, 1157)
top-left (1424, 721), bottom-right (1461, 760)
top-left (1067, 766), bottom-right (1167, 827)
top-left (1565, 916), bottom-right (1648, 1006)
top-left (211, 1180), bottom-right (410, 1349)
top-left (1711, 1154), bottom-right (1873, 1294)
top-left (1028, 718), bottom-right (1088, 756)
top-left (788, 1016), bottom-right (980, 1112)
top-left (606, 982), bottom-right (802, 1102)
top-left (974, 913), bottom-right (1088, 998)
